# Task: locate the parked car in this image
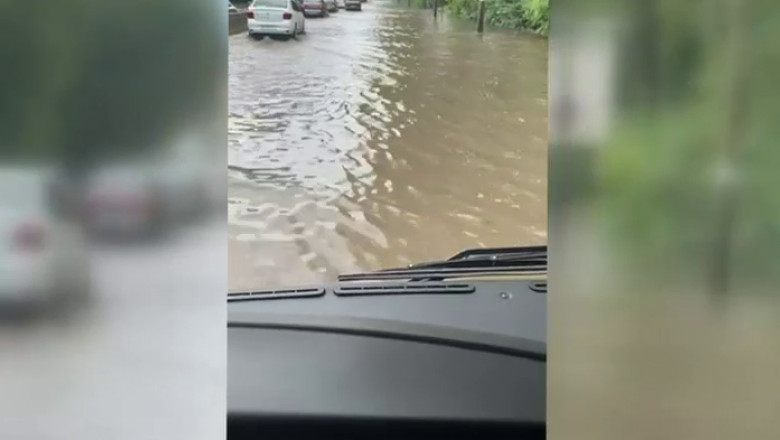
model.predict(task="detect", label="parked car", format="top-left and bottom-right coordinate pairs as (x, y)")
top-left (325, 0), bottom-right (338, 12)
top-left (82, 133), bottom-right (215, 239)
top-left (344, 0), bottom-right (361, 10)
top-left (301, 0), bottom-right (329, 17)
top-left (247, 0), bottom-right (306, 40)
top-left (336, 0), bottom-right (345, 8)
top-left (0, 167), bottom-right (90, 318)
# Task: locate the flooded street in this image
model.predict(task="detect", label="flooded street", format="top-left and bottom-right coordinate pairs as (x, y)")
top-left (229, 2), bottom-right (548, 290)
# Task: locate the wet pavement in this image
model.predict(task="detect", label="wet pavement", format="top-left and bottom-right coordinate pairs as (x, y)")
top-left (0, 220), bottom-right (225, 440)
top-left (229, 1), bottom-right (548, 289)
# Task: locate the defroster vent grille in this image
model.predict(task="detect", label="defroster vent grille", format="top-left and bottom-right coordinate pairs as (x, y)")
top-left (228, 287), bottom-right (325, 301)
top-left (334, 283), bottom-right (475, 297)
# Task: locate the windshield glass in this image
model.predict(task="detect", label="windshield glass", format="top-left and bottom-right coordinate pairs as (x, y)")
top-left (253, 0), bottom-right (287, 8)
top-left (228, 0), bottom-right (548, 290)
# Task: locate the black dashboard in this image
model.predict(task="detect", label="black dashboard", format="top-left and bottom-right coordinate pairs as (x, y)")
top-left (228, 279), bottom-right (546, 439)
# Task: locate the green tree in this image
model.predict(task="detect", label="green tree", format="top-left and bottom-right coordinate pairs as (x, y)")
top-left (0, 0), bottom-right (225, 172)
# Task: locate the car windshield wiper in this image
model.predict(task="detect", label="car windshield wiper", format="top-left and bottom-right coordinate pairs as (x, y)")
top-left (338, 245), bottom-right (546, 282)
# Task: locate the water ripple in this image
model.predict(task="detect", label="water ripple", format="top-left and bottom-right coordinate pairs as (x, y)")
top-left (228, 3), bottom-right (548, 289)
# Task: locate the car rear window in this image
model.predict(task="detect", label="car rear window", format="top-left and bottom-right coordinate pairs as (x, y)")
top-left (253, 0), bottom-right (288, 8)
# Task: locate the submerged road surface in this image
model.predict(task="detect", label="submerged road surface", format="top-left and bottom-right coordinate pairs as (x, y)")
top-left (229, 2), bottom-right (548, 289)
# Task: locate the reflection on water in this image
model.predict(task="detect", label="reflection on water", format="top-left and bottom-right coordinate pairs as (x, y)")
top-left (229, 2), bottom-right (548, 289)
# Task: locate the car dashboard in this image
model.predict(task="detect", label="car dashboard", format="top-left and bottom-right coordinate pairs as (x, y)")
top-left (228, 278), bottom-right (546, 439)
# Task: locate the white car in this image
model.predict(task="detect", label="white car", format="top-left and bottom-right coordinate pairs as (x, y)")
top-left (0, 167), bottom-right (90, 316)
top-left (247, 0), bottom-right (305, 40)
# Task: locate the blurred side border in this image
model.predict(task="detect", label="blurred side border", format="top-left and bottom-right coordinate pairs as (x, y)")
top-left (550, 0), bottom-right (780, 439)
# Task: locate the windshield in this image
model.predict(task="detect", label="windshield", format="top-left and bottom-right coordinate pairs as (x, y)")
top-left (253, 0), bottom-right (287, 7)
top-left (228, 0), bottom-right (548, 290)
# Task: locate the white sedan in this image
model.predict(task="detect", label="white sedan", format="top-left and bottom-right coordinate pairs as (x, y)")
top-left (247, 0), bottom-right (306, 40)
top-left (0, 167), bottom-right (90, 317)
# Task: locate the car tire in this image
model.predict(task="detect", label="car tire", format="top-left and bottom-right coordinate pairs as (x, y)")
top-left (63, 275), bottom-right (92, 314)
top-left (250, 33), bottom-right (265, 40)
top-left (45, 269), bottom-right (92, 325)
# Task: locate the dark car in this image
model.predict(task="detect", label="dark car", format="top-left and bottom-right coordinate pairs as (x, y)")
top-left (344, 0), bottom-right (361, 10)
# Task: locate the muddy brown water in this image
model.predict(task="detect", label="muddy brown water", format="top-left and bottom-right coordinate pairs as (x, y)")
top-left (229, 2), bottom-right (548, 290)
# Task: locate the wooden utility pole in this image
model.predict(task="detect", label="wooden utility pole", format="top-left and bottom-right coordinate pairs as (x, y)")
top-left (709, 0), bottom-right (749, 297)
top-left (477, 0), bottom-right (486, 33)
top-left (433, 0), bottom-right (438, 17)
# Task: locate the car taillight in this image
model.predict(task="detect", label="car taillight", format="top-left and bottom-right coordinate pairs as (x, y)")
top-left (283, 12), bottom-right (292, 19)
top-left (14, 223), bottom-right (46, 250)
top-left (246, 9), bottom-right (254, 18)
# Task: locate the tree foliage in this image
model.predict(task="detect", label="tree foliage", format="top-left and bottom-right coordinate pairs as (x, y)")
top-left (592, 0), bottom-right (780, 285)
top-left (0, 0), bottom-right (225, 171)
top-left (447, 0), bottom-right (549, 34)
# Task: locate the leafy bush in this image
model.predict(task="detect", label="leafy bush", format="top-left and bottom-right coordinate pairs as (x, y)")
top-left (447, 0), bottom-right (548, 34)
